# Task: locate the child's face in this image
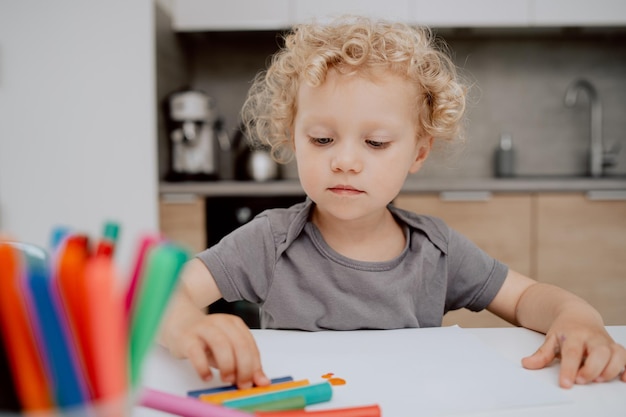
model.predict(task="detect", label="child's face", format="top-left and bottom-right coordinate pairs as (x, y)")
top-left (293, 68), bottom-right (431, 221)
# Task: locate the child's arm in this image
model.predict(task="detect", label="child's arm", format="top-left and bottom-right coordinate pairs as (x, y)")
top-left (487, 269), bottom-right (626, 388)
top-left (158, 258), bottom-right (270, 389)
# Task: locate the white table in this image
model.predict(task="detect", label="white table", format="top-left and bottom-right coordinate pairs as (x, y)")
top-left (134, 326), bottom-right (626, 417)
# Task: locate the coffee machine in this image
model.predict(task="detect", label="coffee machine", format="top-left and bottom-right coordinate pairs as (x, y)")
top-left (165, 90), bottom-right (228, 181)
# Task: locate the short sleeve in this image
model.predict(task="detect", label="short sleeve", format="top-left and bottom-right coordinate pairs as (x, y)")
top-left (195, 215), bottom-right (277, 303)
top-left (444, 227), bottom-right (509, 313)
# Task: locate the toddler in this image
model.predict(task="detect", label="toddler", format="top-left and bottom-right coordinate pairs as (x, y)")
top-left (159, 16), bottom-right (626, 391)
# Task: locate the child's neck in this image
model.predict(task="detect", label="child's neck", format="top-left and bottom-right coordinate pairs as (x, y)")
top-left (311, 207), bottom-right (406, 262)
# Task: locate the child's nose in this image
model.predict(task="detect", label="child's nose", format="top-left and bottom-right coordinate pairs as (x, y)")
top-left (330, 141), bottom-right (363, 173)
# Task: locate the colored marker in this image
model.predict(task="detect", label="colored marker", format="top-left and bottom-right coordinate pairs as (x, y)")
top-left (95, 221), bottom-right (120, 257)
top-left (84, 255), bottom-right (127, 402)
top-left (23, 242), bottom-right (88, 408)
top-left (0, 307), bottom-right (21, 412)
top-left (222, 382), bottom-right (332, 410)
top-left (124, 234), bottom-right (160, 320)
top-left (139, 388), bottom-right (253, 417)
top-left (129, 243), bottom-right (190, 386)
top-left (188, 376), bottom-right (294, 398)
top-left (55, 235), bottom-right (94, 398)
top-left (49, 226), bottom-right (72, 253)
top-left (201, 380), bottom-right (309, 405)
top-left (0, 243), bottom-right (53, 411)
top-left (255, 404), bottom-right (381, 417)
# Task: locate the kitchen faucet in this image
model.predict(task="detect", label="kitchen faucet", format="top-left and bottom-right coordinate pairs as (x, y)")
top-left (564, 79), bottom-right (618, 177)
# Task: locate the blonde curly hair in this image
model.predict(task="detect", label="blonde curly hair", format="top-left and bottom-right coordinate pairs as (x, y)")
top-left (241, 16), bottom-right (466, 163)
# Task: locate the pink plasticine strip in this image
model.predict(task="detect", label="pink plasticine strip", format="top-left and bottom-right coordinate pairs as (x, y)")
top-left (140, 388), bottom-right (253, 417)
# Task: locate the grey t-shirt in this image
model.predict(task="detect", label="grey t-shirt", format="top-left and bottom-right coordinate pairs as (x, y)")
top-left (197, 199), bottom-right (508, 330)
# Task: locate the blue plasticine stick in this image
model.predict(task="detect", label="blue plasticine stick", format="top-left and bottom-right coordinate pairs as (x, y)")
top-left (22, 243), bottom-right (88, 408)
top-left (187, 376), bottom-right (294, 398)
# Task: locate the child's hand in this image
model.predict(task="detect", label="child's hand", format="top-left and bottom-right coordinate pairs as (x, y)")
top-left (522, 318), bottom-right (626, 388)
top-left (169, 312), bottom-right (270, 389)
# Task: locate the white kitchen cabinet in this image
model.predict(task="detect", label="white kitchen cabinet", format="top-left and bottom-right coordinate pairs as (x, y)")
top-left (0, 1), bottom-right (158, 272)
top-left (532, 0), bottom-right (626, 26)
top-left (412, 0), bottom-right (531, 27)
top-left (172, 0), bottom-right (292, 31)
top-left (170, 0), bottom-right (626, 31)
top-left (293, 0), bottom-right (412, 24)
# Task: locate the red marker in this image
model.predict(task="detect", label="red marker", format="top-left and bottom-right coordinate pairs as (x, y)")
top-left (95, 221), bottom-right (120, 258)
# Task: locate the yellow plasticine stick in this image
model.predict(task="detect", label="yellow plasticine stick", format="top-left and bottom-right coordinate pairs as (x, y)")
top-left (200, 379), bottom-right (310, 405)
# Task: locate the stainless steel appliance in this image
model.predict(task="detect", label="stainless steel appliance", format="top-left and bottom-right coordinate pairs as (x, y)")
top-left (165, 90), bottom-right (229, 181)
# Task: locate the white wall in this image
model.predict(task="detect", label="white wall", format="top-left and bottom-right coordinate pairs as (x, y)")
top-left (0, 0), bottom-right (158, 273)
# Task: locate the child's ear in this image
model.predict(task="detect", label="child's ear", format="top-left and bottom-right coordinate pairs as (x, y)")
top-left (408, 136), bottom-right (433, 174)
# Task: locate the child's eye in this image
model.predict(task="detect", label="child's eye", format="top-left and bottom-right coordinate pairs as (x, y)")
top-left (310, 137), bottom-right (333, 146)
top-left (366, 139), bottom-right (389, 149)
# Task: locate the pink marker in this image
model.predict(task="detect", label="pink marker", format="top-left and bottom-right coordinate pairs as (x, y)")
top-left (140, 388), bottom-right (252, 417)
top-left (124, 235), bottom-right (160, 319)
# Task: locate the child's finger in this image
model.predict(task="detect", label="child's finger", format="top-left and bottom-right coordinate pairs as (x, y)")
top-left (594, 346), bottom-right (626, 383)
top-left (574, 343), bottom-right (610, 384)
top-left (186, 340), bottom-right (215, 382)
top-left (201, 323), bottom-right (238, 384)
top-left (201, 314), bottom-right (262, 388)
top-left (231, 329), bottom-right (267, 389)
top-left (253, 369), bottom-right (271, 388)
top-left (557, 336), bottom-right (585, 388)
top-left (521, 334), bottom-right (558, 370)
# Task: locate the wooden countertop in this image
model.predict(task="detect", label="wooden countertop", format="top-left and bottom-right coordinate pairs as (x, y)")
top-left (159, 176), bottom-right (626, 198)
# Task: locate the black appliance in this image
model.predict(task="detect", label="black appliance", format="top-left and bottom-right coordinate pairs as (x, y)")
top-left (206, 195), bottom-right (306, 328)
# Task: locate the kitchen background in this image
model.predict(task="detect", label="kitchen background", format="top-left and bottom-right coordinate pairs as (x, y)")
top-left (152, 1), bottom-right (626, 327)
top-left (156, 2), bottom-right (626, 181)
top-left (1, 1), bottom-right (624, 327)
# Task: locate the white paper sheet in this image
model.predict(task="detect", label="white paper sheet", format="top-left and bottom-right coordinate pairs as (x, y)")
top-left (252, 326), bottom-right (570, 416)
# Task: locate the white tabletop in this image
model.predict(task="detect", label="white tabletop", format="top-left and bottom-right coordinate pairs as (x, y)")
top-left (134, 326), bottom-right (626, 417)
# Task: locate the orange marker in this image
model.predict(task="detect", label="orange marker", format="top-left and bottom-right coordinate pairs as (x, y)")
top-left (55, 235), bottom-right (94, 398)
top-left (0, 243), bottom-right (53, 411)
top-left (200, 379), bottom-right (310, 405)
top-left (84, 255), bottom-right (127, 401)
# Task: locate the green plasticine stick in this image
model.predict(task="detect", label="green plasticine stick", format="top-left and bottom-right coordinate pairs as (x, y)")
top-left (129, 243), bottom-right (189, 386)
top-left (237, 395), bottom-right (306, 412)
top-left (222, 382), bottom-right (332, 410)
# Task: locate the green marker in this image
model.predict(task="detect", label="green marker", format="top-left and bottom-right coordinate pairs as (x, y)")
top-left (222, 382), bottom-right (332, 410)
top-left (129, 243), bottom-right (190, 386)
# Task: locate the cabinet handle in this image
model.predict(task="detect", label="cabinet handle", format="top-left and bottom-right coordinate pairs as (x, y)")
top-left (586, 190), bottom-right (626, 201)
top-left (439, 191), bottom-right (493, 202)
top-left (161, 193), bottom-right (199, 204)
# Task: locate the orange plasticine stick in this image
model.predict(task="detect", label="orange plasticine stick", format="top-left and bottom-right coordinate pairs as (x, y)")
top-left (0, 243), bottom-right (53, 411)
top-left (200, 379), bottom-right (310, 405)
